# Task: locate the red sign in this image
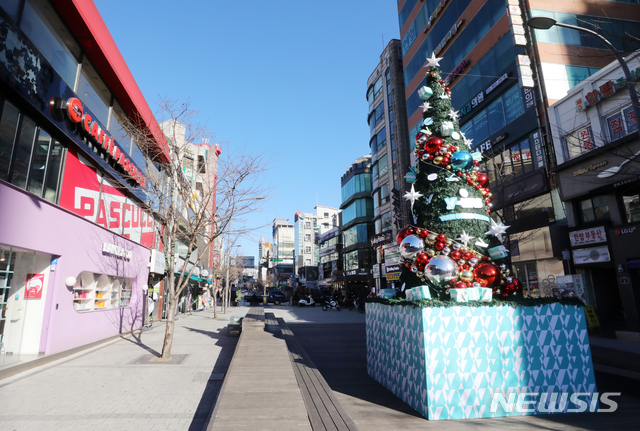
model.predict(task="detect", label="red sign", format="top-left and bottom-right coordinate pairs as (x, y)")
top-left (63, 97), bottom-right (146, 188)
top-left (569, 227), bottom-right (606, 246)
top-left (59, 148), bottom-right (157, 247)
top-left (25, 274), bottom-right (45, 299)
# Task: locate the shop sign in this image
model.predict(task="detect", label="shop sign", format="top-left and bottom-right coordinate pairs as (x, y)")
top-left (401, 22), bottom-right (417, 56)
top-left (444, 59), bottom-right (469, 85)
top-left (371, 231), bottom-right (392, 248)
top-left (530, 130), bottom-right (545, 169)
top-left (385, 264), bottom-right (401, 273)
top-left (24, 274), bottom-right (45, 299)
top-left (584, 305), bottom-right (600, 328)
top-left (150, 249), bottom-right (165, 275)
top-left (372, 264), bottom-right (380, 279)
top-left (60, 149), bottom-right (157, 247)
top-left (575, 71), bottom-right (640, 111)
top-left (425, 0), bottom-right (451, 32)
top-left (485, 73), bottom-right (509, 95)
top-left (573, 246), bottom-right (611, 264)
top-left (570, 227), bottom-right (607, 246)
top-left (386, 271), bottom-right (401, 281)
top-left (60, 98), bottom-right (146, 187)
top-left (615, 227), bottom-right (637, 235)
top-left (103, 242), bottom-right (132, 260)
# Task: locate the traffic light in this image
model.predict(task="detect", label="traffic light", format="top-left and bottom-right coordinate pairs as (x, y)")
top-left (392, 187), bottom-right (403, 229)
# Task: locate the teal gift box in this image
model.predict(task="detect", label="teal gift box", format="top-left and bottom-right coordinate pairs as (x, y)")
top-left (478, 287), bottom-right (493, 302)
top-left (418, 86), bottom-right (433, 100)
top-left (449, 288), bottom-right (468, 302)
top-left (488, 245), bottom-right (509, 259)
top-left (380, 288), bottom-right (397, 299)
top-left (405, 289), bottom-right (414, 301)
top-left (467, 286), bottom-right (480, 301)
top-left (412, 285), bottom-right (431, 300)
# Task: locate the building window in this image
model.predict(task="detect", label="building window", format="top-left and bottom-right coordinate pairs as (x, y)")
top-left (482, 137), bottom-right (535, 186)
top-left (20, 0), bottom-right (82, 89)
top-left (370, 102), bottom-right (385, 131)
top-left (343, 223), bottom-right (373, 248)
top-left (305, 234), bottom-right (311, 241)
top-left (380, 183), bottom-right (389, 205)
top-left (0, 100), bottom-right (64, 203)
top-left (622, 189), bottom-right (640, 223)
top-left (579, 195), bottom-right (610, 224)
top-left (566, 65), bottom-right (601, 89)
top-left (197, 155), bottom-right (206, 173)
top-left (324, 212), bottom-right (329, 218)
top-left (305, 246), bottom-right (311, 254)
top-left (381, 212), bottom-right (392, 232)
top-left (373, 76), bottom-right (383, 100)
top-left (342, 198), bottom-right (374, 225)
top-left (77, 59), bottom-right (112, 126)
top-left (304, 222), bottom-right (311, 229)
top-left (562, 126), bottom-right (596, 160)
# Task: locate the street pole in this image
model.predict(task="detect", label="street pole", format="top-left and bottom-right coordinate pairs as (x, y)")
top-left (526, 18), bottom-right (640, 127)
top-left (224, 226), bottom-right (231, 314)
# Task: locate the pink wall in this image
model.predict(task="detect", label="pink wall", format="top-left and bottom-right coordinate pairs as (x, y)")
top-left (0, 181), bottom-right (150, 355)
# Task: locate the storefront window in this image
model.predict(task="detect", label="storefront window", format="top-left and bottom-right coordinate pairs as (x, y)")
top-left (20, 0), bottom-right (82, 89)
top-left (10, 116), bottom-right (37, 189)
top-left (512, 261), bottom-right (539, 297)
top-left (580, 195), bottom-right (610, 223)
top-left (380, 183), bottom-right (389, 205)
top-left (381, 212), bottom-right (392, 232)
top-left (0, 100), bottom-right (20, 181)
top-left (72, 272), bottom-right (133, 311)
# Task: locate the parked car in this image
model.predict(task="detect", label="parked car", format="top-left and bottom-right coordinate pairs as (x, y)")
top-left (267, 289), bottom-right (286, 305)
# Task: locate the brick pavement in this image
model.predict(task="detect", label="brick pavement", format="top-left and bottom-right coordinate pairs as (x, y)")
top-left (0, 307), bottom-right (245, 431)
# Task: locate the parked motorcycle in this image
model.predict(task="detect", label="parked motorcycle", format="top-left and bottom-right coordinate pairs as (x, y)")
top-left (322, 300), bottom-right (341, 311)
top-left (298, 295), bottom-right (315, 307)
top-left (342, 297), bottom-right (355, 311)
top-left (356, 299), bottom-right (365, 314)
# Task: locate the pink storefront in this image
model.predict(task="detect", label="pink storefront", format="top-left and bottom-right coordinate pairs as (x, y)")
top-left (0, 0), bottom-right (170, 357)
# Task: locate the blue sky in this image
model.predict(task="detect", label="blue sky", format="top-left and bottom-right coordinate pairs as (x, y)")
top-left (94, 0), bottom-right (400, 260)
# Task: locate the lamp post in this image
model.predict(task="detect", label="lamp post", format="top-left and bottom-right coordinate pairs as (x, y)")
top-left (223, 196), bottom-right (265, 313)
top-left (526, 17), bottom-right (640, 128)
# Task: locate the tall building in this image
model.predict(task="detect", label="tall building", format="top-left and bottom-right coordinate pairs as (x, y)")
top-left (0, 0), bottom-right (167, 355)
top-left (340, 156), bottom-right (374, 296)
top-left (397, 0), bottom-right (640, 300)
top-left (271, 218), bottom-right (295, 285)
top-left (258, 236), bottom-right (273, 287)
top-left (366, 39), bottom-right (412, 293)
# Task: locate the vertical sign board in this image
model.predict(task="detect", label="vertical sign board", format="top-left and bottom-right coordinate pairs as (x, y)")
top-left (24, 274), bottom-right (45, 299)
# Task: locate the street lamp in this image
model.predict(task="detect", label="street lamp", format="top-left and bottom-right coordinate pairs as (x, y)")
top-left (223, 196), bottom-right (265, 313)
top-left (526, 17), bottom-right (640, 127)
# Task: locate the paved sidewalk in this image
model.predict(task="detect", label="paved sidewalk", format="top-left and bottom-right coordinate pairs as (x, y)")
top-left (0, 307), bottom-right (246, 431)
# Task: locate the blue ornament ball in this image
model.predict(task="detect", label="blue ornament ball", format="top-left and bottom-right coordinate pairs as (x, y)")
top-left (450, 151), bottom-right (473, 171)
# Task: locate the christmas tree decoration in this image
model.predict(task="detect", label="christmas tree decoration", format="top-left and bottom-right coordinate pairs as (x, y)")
top-left (396, 52), bottom-right (519, 302)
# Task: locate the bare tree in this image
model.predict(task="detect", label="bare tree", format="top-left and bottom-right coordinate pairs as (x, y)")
top-left (118, 98), bottom-right (270, 360)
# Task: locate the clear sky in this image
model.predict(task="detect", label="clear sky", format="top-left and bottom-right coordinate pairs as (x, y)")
top-left (93, 0), bottom-right (401, 261)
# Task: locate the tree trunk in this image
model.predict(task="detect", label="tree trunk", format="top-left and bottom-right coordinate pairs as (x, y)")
top-left (161, 295), bottom-right (178, 360)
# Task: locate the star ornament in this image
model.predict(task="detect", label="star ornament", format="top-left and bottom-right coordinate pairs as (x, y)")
top-left (421, 101), bottom-right (432, 112)
top-left (404, 184), bottom-right (423, 207)
top-left (439, 93), bottom-right (450, 100)
top-left (485, 219), bottom-right (510, 243)
top-left (456, 230), bottom-right (474, 246)
top-left (463, 135), bottom-right (474, 147)
top-left (424, 52), bottom-right (443, 68)
top-left (448, 109), bottom-right (459, 121)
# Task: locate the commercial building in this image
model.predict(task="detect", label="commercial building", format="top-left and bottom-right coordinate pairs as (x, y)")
top-left (548, 51), bottom-right (640, 331)
top-left (0, 0), bottom-right (168, 356)
top-left (339, 156), bottom-right (374, 296)
top-left (366, 39), bottom-right (412, 293)
top-left (397, 0), bottom-right (640, 297)
top-left (271, 218), bottom-right (295, 285)
top-left (318, 223), bottom-right (342, 291)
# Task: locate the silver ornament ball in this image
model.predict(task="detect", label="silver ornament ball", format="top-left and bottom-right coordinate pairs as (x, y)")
top-left (424, 255), bottom-right (457, 288)
top-left (400, 235), bottom-right (425, 260)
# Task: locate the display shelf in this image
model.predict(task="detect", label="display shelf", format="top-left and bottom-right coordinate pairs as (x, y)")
top-left (71, 272), bottom-right (134, 312)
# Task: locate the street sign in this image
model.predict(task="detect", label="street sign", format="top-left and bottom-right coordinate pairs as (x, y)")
top-left (271, 259), bottom-right (282, 262)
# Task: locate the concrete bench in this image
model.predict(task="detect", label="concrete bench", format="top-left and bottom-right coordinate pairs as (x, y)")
top-left (241, 307), bottom-right (265, 330)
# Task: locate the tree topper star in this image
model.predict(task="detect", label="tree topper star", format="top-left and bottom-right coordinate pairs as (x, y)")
top-left (448, 109), bottom-right (459, 121)
top-left (421, 101), bottom-right (432, 112)
top-left (403, 184), bottom-right (423, 207)
top-left (424, 52), bottom-right (443, 68)
top-left (456, 230), bottom-right (474, 246)
top-left (485, 219), bottom-right (510, 243)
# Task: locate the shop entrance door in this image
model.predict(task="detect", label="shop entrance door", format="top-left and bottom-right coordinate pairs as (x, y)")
top-left (0, 245), bottom-right (51, 356)
top-left (592, 267), bottom-right (625, 329)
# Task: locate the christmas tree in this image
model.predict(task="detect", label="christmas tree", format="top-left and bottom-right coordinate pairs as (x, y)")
top-left (398, 54), bottom-right (522, 301)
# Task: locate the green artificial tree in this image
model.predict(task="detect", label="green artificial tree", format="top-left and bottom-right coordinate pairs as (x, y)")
top-left (397, 54), bottom-right (521, 301)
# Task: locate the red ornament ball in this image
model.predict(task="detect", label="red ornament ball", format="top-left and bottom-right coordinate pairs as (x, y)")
top-left (436, 233), bottom-right (447, 242)
top-left (425, 137), bottom-right (444, 153)
top-left (473, 263), bottom-right (499, 288)
top-left (396, 227), bottom-right (412, 244)
top-left (454, 281), bottom-right (467, 289)
top-left (416, 252), bottom-right (429, 263)
top-left (434, 241), bottom-right (445, 251)
top-left (502, 277), bottom-right (523, 298)
top-left (476, 172), bottom-right (489, 187)
top-left (445, 87), bottom-right (450, 92)
top-left (450, 250), bottom-right (461, 260)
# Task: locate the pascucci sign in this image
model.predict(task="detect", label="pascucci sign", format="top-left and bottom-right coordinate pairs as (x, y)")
top-left (62, 97), bottom-right (146, 187)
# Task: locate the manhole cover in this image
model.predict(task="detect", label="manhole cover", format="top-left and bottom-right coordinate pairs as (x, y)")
top-left (193, 372), bottom-right (225, 382)
top-left (128, 354), bottom-right (190, 365)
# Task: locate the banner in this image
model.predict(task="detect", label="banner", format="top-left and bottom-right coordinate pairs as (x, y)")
top-left (59, 149), bottom-right (157, 247)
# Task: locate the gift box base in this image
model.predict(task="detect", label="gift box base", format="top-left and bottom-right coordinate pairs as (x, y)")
top-left (366, 303), bottom-right (598, 420)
